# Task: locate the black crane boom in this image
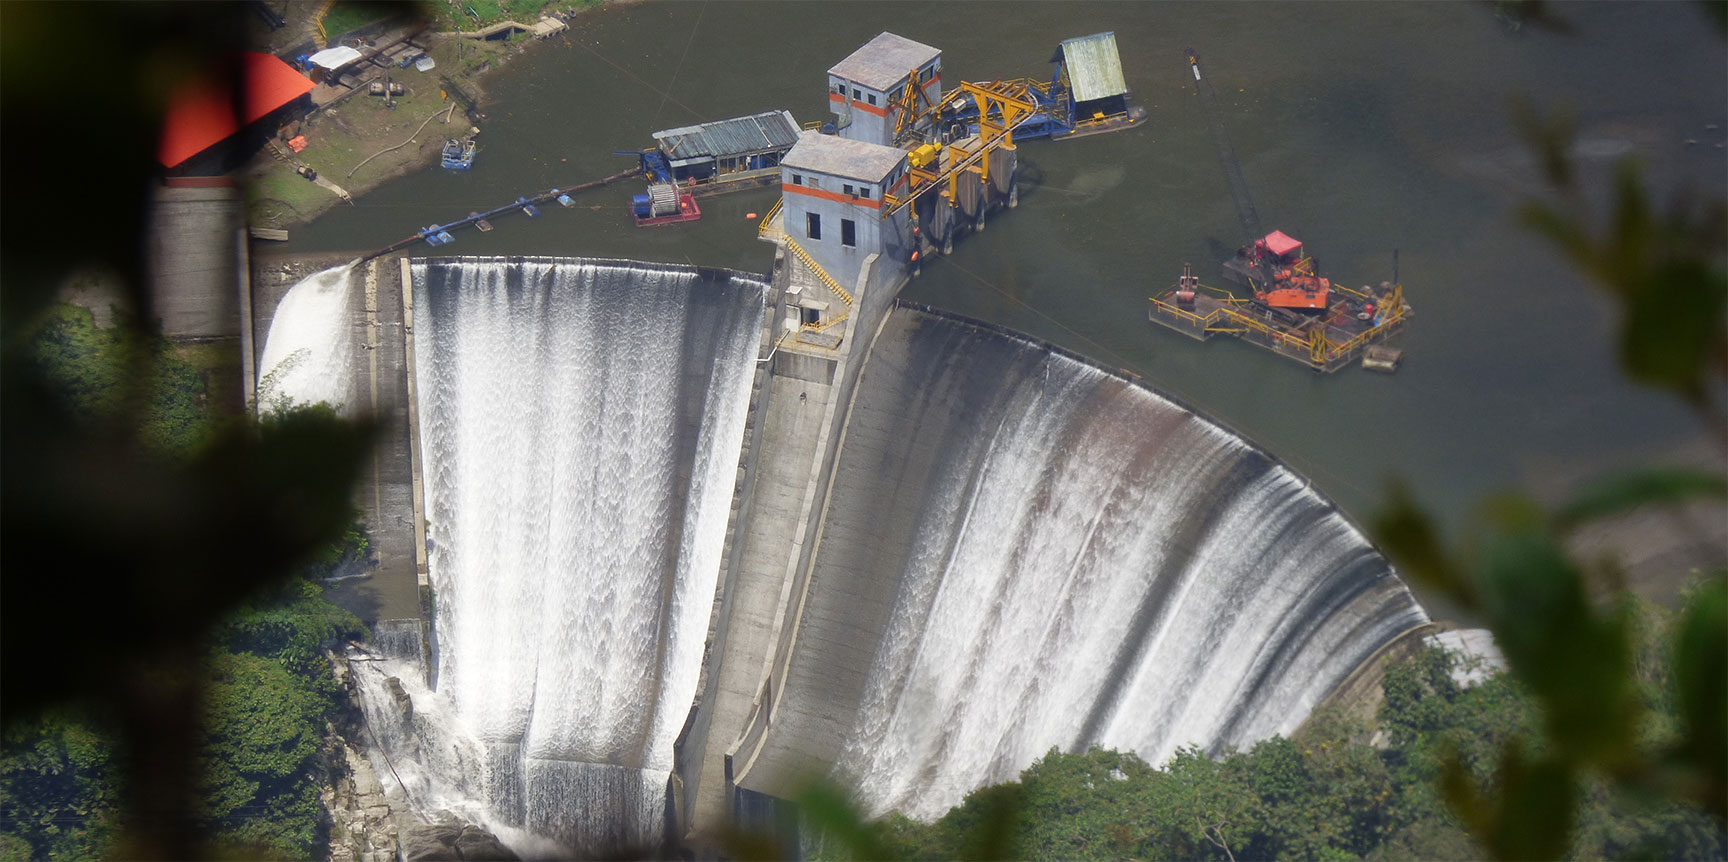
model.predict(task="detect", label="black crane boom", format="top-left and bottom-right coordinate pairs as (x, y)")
top-left (1186, 49), bottom-right (1262, 244)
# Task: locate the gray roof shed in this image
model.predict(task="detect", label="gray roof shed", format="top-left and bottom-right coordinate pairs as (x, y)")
top-left (1057, 32), bottom-right (1127, 104)
top-left (652, 110), bottom-right (800, 165)
top-left (828, 32), bottom-right (941, 92)
top-left (783, 133), bottom-right (905, 182)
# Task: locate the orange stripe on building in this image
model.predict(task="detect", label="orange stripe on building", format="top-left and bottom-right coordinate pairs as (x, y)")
top-left (782, 182), bottom-right (885, 210)
top-left (828, 92), bottom-right (889, 117)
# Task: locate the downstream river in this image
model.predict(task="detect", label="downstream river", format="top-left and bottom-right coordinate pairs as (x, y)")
top-left (285, 1), bottom-right (1726, 539)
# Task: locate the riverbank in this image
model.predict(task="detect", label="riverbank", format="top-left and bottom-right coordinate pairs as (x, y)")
top-left (244, 3), bottom-right (602, 231)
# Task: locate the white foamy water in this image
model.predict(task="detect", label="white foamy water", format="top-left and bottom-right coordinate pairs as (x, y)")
top-left (813, 315), bottom-right (1429, 820)
top-left (256, 263), bottom-right (358, 413)
top-left (370, 257), bottom-right (761, 855)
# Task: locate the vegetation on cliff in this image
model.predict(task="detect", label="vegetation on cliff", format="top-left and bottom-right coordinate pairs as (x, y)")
top-left (0, 307), bottom-right (367, 859)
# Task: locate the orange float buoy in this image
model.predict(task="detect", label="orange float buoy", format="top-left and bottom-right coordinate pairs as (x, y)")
top-left (746, 212), bottom-right (757, 219)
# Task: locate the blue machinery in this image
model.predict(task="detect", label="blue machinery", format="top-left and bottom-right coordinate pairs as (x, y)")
top-left (910, 32), bottom-right (1144, 145)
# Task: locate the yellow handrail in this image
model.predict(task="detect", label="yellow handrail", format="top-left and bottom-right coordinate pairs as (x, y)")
top-left (757, 199), bottom-right (783, 238)
top-left (782, 236), bottom-right (854, 306)
top-left (802, 312), bottom-right (849, 334)
top-left (314, 0), bottom-right (338, 46)
top-left (1154, 284), bottom-right (1414, 370)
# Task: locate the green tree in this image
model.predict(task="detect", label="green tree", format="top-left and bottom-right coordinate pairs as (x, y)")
top-left (195, 651), bottom-right (330, 858)
top-left (0, 709), bottom-right (123, 860)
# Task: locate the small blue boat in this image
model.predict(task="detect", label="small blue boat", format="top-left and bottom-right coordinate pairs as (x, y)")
top-left (556, 193), bottom-right (575, 208)
top-left (441, 138), bottom-right (476, 170)
top-left (518, 196), bottom-right (540, 218)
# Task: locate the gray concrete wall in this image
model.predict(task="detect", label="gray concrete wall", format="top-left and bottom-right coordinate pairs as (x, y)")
top-left (725, 256), bottom-right (905, 800)
top-left (779, 173), bottom-right (910, 303)
top-left (150, 184), bottom-right (245, 339)
top-left (726, 304), bottom-right (926, 795)
top-left (247, 251), bottom-right (425, 629)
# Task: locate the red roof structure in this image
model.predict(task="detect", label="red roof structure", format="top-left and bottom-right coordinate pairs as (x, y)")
top-left (158, 52), bottom-right (314, 168)
top-left (1258, 230), bottom-right (1303, 258)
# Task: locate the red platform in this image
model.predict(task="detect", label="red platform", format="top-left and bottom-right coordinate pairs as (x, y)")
top-left (633, 193), bottom-right (702, 227)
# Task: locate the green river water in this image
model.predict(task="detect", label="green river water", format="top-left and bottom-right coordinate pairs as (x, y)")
top-left (284, 1), bottom-right (1726, 538)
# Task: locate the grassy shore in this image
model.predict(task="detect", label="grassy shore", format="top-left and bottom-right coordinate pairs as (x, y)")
top-left (244, 0), bottom-right (600, 230)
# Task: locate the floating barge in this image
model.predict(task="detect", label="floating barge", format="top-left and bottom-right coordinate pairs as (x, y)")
top-left (627, 109), bottom-right (802, 198)
top-left (441, 138), bottom-right (476, 170)
top-left (1149, 262), bottom-right (1412, 373)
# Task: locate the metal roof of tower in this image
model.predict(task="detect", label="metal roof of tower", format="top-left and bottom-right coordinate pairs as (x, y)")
top-left (652, 110), bottom-right (800, 165)
top-left (828, 32), bottom-right (941, 92)
top-left (783, 132), bottom-right (905, 182)
top-left (1054, 32), bottom-right (1127, 103)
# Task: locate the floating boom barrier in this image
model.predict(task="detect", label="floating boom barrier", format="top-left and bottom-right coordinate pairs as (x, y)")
top-left (358, 166), bottom-right (643, 263)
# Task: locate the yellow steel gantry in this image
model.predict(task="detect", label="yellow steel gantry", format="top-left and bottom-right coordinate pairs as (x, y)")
top-left (882, 80), bottom-right (1037, 219)
top-left (892, 68), bottom-right (937, 148)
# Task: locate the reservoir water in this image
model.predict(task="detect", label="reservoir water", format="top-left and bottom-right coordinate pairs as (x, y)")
top-left (269, 7), bottom-right (1726, 844)
top-left (282, 2), bottom-right (1726, 537)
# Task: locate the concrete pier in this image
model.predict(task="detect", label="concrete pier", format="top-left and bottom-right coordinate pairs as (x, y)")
top-left (247, 251), bottom-right (425, 632)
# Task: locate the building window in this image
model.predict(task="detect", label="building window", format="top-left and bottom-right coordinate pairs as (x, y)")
top-left (801, 306), bottom-right (820, 325)
top-left (808, 177), bottom-right (819, 189)
top-left (791, 174), bottom-right (803, 185)
top-left (866, 93), bottom-right (877, 106)
top-left (859, 187), bottom-right (871, 199)
top-left (921, 67), bottom-right (934, 83)
top-left (834, 82), bottom-right (844, 94)
top-left (841, 218), bottom-right (856, 248)
top-left (807, 212), bottom-right (821, 241)
top-left (842, 184), bottom-right (854, 196)
top-left (852, 88), bottom-right (861, 100)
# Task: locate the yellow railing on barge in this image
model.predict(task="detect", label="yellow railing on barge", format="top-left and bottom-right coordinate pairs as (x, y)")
top-left (1149, 282), bottom-right (1412, 372)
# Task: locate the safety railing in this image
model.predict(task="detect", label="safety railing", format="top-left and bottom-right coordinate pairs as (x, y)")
top-left (314, 0), bottom-right (337, 45)
top-left (1069, 110), bottom-right (1132, 132)
top-left (756, 199), bottom-right (783, 238)
top-left (781, 236), bottom-right (854, 306)
top-left (802, 312), bottom-right (849, 334)
top-left (1152, 279), bottom-right (1413, 371)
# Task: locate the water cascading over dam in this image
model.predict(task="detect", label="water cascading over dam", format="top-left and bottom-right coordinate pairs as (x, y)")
top-left (257, 263), bottom-right (358, 413)
top-left (377, 257), bottom-right (763, 853)
top-left (736, 307), bottom-right (1428, 820)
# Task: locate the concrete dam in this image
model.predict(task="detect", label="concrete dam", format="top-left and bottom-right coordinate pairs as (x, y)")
top-left (257, 253), bottom-right (1428, 856)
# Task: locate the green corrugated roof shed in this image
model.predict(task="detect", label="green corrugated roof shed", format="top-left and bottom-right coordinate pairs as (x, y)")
top-left (653, 110), bottom-right (800, 166)
top-left (1057, 32), bottom-right (1127, 104)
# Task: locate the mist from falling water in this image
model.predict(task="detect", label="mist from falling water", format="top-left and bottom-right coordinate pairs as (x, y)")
top-left (352, 258), bottom-right (761, 856)
top-left (256, 263), bottom-right (358, 413)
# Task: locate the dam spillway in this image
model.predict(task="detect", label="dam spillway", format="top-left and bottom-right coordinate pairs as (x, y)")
top-left (390, 257), bottom-right (764, 852)
top-left (288, 255), bottom-right (1429, 853)
top-left (730, 306), bottom-right (1428, 821)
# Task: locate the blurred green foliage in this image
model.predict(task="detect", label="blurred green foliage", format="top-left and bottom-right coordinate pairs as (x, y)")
top-left (1, 576), bottom-right (367, 861)
top-left (1365, 39), bottom-right (1727, 855)
top-left (28, 304), bottom-right (217, 454)
top-left (3, 301), bottom-right (371, 858)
